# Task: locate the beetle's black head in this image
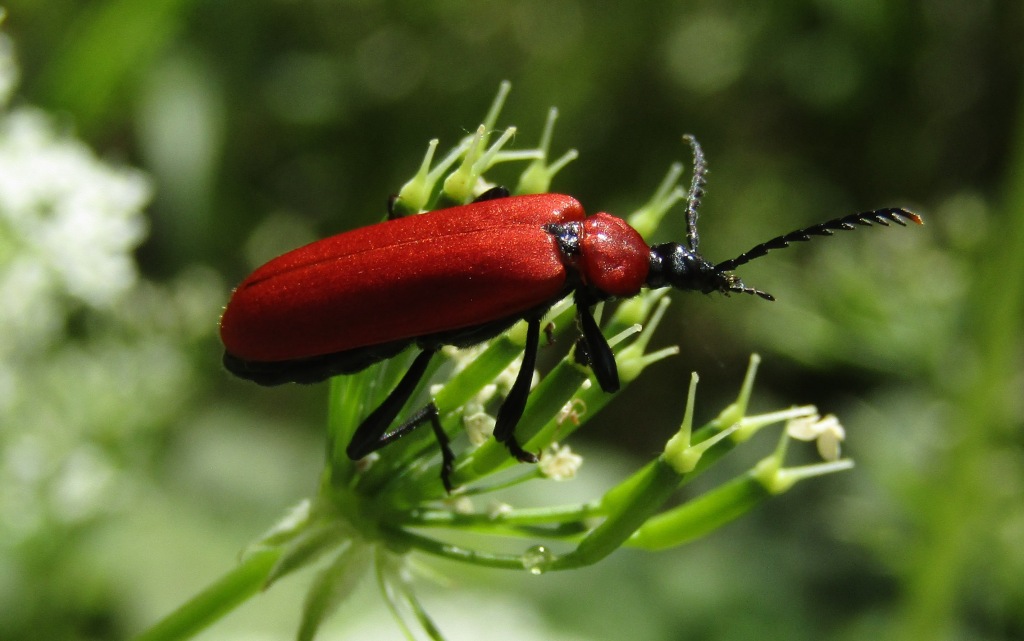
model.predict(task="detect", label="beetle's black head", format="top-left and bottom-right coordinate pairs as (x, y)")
top-left (647, 242), bottom-right (774, 300)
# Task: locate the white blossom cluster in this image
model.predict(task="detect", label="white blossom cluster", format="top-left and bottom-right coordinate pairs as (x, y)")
top-left (0, 24), bottom-right (206, 547)
top-left (0, 37), bottom-right (150, 362)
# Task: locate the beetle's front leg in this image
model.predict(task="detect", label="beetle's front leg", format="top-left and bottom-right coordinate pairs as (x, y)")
top-left (574, 291), bottom-right (619, 393)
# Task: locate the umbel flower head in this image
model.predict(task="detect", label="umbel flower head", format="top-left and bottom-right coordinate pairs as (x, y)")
top-left (142, 83), bottom-right (860, 641)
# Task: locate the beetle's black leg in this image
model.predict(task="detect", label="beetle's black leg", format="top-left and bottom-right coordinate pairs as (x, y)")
top-left (493, 318), bottom-right (541, 464)
top-left (386, 194), bottom-right (402, 220)
top-left (472, 185), bottom-right (511, 203)
top-left (401, 403), bottom-right (455, 492)
top-left (347, 348), bottom-right (437, 459)
top-left (574, 292), bottom-right (619, 393)
top-left (345, 348), bottom-right (459, 491)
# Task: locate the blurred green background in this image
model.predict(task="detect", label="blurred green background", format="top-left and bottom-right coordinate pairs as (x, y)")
top-left (1, 1), bottom-right (1022, 640)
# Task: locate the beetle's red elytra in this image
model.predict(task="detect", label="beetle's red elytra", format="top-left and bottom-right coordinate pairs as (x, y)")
top-left (220, 136), bottom-right (922, 491)
top-left (222, 193), bottom-right (592, 363)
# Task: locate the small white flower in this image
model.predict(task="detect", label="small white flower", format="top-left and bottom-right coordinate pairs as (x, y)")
top-left (475, 383), bottom-right (498, 406)
top-left (487, 501), bottom-right (513, 519)
top-left (354, 452), bottom-right (380, 473)
top-left (448, 496), bottom-right (475, 514)
top-left (538, 443), bottom-right (583, 481)
top-left (556, 398), bottom-right (587, 426)
top-left (440, 343), bottom-right (488, 373)
top-left (462, 404), bottom-right (496, 446)
top-left (786, 414), bottom-right (845, 461)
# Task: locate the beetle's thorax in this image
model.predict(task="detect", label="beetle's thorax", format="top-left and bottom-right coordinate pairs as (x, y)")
top-left (646, 242), bottom-right (740, 294)
top-left (545, 213), bottom-right (650, 298)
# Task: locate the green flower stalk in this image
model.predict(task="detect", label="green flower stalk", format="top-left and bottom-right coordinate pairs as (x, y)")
top-left (134, 84), bottom-right (856, 641)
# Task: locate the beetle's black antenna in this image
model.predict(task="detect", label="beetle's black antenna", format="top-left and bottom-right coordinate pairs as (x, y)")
top-left (729, 283), bottom-right (775, 301)
top-left (682, 134), bottom-right (707, 253)
top-left (715, 208), bottom-right (923, 273)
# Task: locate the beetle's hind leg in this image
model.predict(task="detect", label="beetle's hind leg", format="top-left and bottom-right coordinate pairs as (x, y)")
top-left (387, 402), bottom-right (454, 493)
top-left (348, 316), bottom-right (545, 491)
top-left (345, 348), bottom-right (456, 492)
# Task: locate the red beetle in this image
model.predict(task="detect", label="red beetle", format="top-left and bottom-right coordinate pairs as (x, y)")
top-left (221, 137), bottom-right (921, 490)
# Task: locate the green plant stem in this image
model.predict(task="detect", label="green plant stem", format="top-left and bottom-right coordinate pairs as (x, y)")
top-left (628, 471), bottom-right (771, 550)
top-left (131, 549), bottom-right (281, 641)
top-left (403, 501), bottom-right (603, 529)
top-left (382, 527), bottom-right (530, 570)
top-left (546, 457), bottom-right (683, 570)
